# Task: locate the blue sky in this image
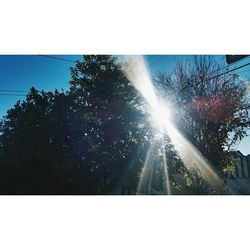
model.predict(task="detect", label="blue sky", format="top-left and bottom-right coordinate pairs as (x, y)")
top-left (0, 55), bottom-right (82, 116)
top-left (0, 55), bottom-right (249, 154)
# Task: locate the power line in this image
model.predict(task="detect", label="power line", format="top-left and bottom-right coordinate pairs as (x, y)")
top-left (0, 93), bottom-right (26, 96)
top-left (150, 55), bottom-right (250, 80)
top-left (180, 61), bottom-right (250, 88)
top-left (0, 55), bottom-right (78, 95)
top-left (206, 61), bottom-right (250, 82)
top-left (0, 56), bottom-right (77, 96)
top-left (0, 89), bottom-right (28, 93)
top-left (149, 55), bottom-right (230, 79)
top-left (214, 55), bottom-right (250, 73)
top-left (37, 55), bottom-right (77, 63)
top-left (235, 67), bottom-right (250, 75)
top-left (1, 56), bottom-right (250, 98)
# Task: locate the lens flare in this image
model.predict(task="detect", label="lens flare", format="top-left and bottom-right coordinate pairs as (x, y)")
top-left (136, 145), bottom-right (153, 195)
top-left (122, 56), bottom-right (159, 112)
top-left (165, 123), bottom-right (222, 187)
top-left (123, 55), bottom-right (224, 193)
top-left (123, 56), bottom-right (171, 130)
top-left (151, 102), bottom-right (171, 130)
top-left (162, 138), bottom-right (171, 195)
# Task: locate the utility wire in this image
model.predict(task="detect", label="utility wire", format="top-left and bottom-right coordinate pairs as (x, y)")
top-left (235, 67), bottom-right (250, 75)
top-left (0, 89), bottom-right (28, 93)
top-left (0, 93), bottom-right (26, 96)
top-left (150, 55), bottom-right (250, 81)
top-left (37, 55), bottom-right (77, 63)
top-left (0, 55), bottom-right (165, 96)
top-left (178, 61), bottom-right (250, 88)
top-left (1, 56), bottom-right (250, 97)
top-left (0, 55), bottom-right (78, 95)
top-left (212, 55), bottom-right (250, 74)
top-left (205, 61), bottom-right (250, 82)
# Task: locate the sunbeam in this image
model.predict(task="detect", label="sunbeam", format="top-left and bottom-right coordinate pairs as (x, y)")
top-left (136, 144), bottom-right (153, 195)
top-left (123, 55), bottom-right (224, 194)
top-left (165, 123), bottom-right (223, 188)
top-left (162, 138), bottom-right (171, 195)
top-left (123, 56), bottom-right (160, 113)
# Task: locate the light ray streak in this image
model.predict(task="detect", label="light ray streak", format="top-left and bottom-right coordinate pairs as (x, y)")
top-left (165, 123), bottom-right (222, 187)
top-left (136, 145), bottom-right (153, 195)
top-left (162, 138), bottom-right (171, 195)
top-left (123, 55), bottom-right (223, 191)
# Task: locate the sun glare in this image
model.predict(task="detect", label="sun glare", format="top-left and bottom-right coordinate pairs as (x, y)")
top-left (123, 55), bottom-right (223, 194)
top-left (151, 102), bottom-right (171, 130)
top-left (122, 56), bottom-right (171, 130)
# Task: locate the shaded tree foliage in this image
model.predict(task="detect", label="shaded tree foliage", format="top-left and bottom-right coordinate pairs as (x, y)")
top-left (68, 55), bottom-right (152, 193)
top-left (0, 55), bottom-right (249, 194)
top-left (0, 56), bottom-right (151, 194)
top-left (154, 56), bottom-right (250, 176)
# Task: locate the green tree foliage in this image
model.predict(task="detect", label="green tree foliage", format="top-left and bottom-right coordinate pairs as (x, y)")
top-left (0, 88), bottom-right (78, 193)
top-left (154, 56), bottom-right (250, 175)
top-left (0, 56), bottom-right (151, 194)
top-left (0, 55), bottom-right (249, 194)
top-left (69, 55), bottom-right (152, 193)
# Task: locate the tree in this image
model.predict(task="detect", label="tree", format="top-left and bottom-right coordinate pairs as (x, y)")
top-left (1, 55), bottom-right (245, 195)
top-left (154, 56), bottom-right (250, 176)
top-left (0, 56), bottom-right (153, 194)
top-left (0, 88), bottom-right (82, 193)
top-left (69, 55), bottom-right (152, 193)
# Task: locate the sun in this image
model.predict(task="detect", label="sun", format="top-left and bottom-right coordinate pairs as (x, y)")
top-left (150, 102), bottom-right (171, 131)
top-left (122, 55), bottom-right (223, 194)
